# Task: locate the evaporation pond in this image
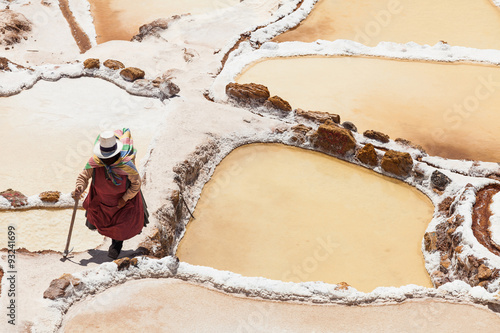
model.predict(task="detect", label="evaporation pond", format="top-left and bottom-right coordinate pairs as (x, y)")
top-left (237, 56), bottom-right (500, 162)
top-left (89, 0), bottom-right (241, 43)
top-left (177, 143), bottom-right (434, 292)
top-left (0, 208), bottom-right (102, 252)
top-left (274, 0), bottom-right (500, 49)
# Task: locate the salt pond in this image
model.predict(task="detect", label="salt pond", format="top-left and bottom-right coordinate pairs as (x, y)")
top-left (274, 0), bottom-right (500, 49)
top-left (237, 56), bottom-right (500, 162)
top-left (177, 143), bottom-right (434, 292)
top-left (89, 0), bottom-right (240, 43)
top-left (0, 208), bottom-right (102, 252)
top-left (61, 278), bottom-right (500, 332)
top-left (0, 77), bottom-right (165, 195)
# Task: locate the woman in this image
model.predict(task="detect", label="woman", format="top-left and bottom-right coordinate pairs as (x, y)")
top-left (73, 129), bottom-right (148, 259)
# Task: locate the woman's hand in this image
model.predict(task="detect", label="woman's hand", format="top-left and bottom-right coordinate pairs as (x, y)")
top-left (117, 198), bottom-right (126, 209)
top-left (72, 185), bottom-right (84, 199)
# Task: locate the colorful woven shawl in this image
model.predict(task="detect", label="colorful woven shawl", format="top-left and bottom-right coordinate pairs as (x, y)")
top-left (85, 128), bottom-right (139, 185)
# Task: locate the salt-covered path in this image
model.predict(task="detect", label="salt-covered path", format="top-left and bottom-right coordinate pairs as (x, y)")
top-left (61, 278), bottom-right (500, 332)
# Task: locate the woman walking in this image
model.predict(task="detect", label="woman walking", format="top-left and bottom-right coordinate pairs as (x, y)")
top-left (73, 128), bottom-right (148, 259)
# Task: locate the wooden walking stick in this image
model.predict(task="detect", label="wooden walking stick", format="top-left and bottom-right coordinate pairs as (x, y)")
top-left (63, 197), bottom-right (79, 259)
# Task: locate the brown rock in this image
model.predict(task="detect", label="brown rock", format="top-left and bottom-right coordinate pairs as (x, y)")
top-left (478, 264), bottom-right (492, 280)
top-left (313, 120), bottom-right (357, 156)
top-left (83, 58), bottom-right (100, 69)
top-left (438, 197), bottom-right (454, 215)
top-left (160, 79), bottom-right (180, 99)
top-left (43, 274), bottom-right (80, 300)
top-left (0, 10), bottom-right (32, 46)
top-left (342, 121), bottom-right (357, 132)
top-left (120, 67), bottom-right (145, 82)
top-left (478, 281), bottom-right (489, 288)
top-left (440, 257), bottom-right (451, 269)
top-left (226, 82), bottom-right (270, 104)
top-left (132, 18), bottom-right (171, 42)
top-left (424, 232), bottom-right (438, 252)
top-left (290, 124), bottom-right (312, 144)
top-left (431, 270), bottom-right (449, 287)
top-left (335, 282), bottom-right (350, 291)
top-left (0, 189), bottom-right (28, 207)
top-left (356, 143), bottom-right (378, 166)
top-left (103, 59), bottom-right (125, 70)
top-left (364, 130), bottom-right (390, 143)
top-left (295, 108), bottom-right (340, 124)
top-left (455, 245), bottom-right (463, 253)
top-left (152, 77), bottom-right (161, 87)
top-left (39, 191), bottom-right (60, 203)
top-left (114, 257), bottom-right (131, 271)
top-left (266, 95), bottom-right (292, 112)
top-left (381, 150), bottom-right (413, 177)
top-left (130, 258), bottom-right (138, 266)
top-left (0, 57), bottom-right (10, 71)
top-left (137, 228), bottom-right (166, 258)
top-left (291, 124), bottom-right (312, 136)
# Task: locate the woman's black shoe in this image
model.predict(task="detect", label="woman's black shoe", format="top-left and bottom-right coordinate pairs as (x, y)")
top-left (108, 239), bottom-right (123, 259)
top-left (108, 246), bottom-right (120, 259)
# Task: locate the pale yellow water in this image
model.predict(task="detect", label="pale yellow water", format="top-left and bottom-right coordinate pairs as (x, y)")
top-left (0, 209), bottom-right (103, 252)
top-left (0, 77), bottom-right (164, 195)
top-left (177, 144), bottom-right (434, 292)
top-left (275, 0), bottom-right (500, 49)
top-left (237, 56), bottom-right (500, 162)
top-left (89, 0), bottom-right (240, 43)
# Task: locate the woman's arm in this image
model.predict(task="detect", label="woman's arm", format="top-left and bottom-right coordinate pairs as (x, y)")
top-left (74, 169), bottom-right (93, 197)
top-left (122, 173), bottom-right (141, 202)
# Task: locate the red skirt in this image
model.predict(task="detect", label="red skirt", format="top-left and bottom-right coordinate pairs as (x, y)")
top-left (83, 167), bottom-right (144, 241)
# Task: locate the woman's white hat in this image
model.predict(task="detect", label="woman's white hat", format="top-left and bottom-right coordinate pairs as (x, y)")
top-left (93, 131), bottom-right (123, 159)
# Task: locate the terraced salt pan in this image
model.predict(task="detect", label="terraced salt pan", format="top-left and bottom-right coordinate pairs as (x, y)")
top-left (89, 0), bottom-right (240, 43)
top-left (274, 0), bottom-right (500, 49)
top-left (61, 278), bottom-right (500, 332)
top-left (0, 209), bottom-right (102, 252)
top-left (177, 143), bottom-right (434, 293)
top-left (0, 77), bottom-right (165, 196)
top-left (237, 56), bottom-right (500, 162)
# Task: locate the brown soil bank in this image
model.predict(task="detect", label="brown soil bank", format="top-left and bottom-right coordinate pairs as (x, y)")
top-left (274, 0), bottom-right (500, 49)
top-left (59, 0), bottom-right (92, 53)
top-left (61, 278), bottom-right (500, 332)
top-left (472, 184), bottom-right (500, 256)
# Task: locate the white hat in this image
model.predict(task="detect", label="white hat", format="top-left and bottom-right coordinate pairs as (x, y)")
top-left (93, 131), bottom-right (123, 159)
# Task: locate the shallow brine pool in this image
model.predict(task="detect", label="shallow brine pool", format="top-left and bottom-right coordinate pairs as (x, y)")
top-left (0, 208), bottom-right (102, 252)
top-left (274, 0), bottom-right (500, 49)
top-left (177, 143), bottom-right (434, 292)
top-left (89, 0), bottom-right (241, 43)
top-left (237, 56), bottom-right (500, 162)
